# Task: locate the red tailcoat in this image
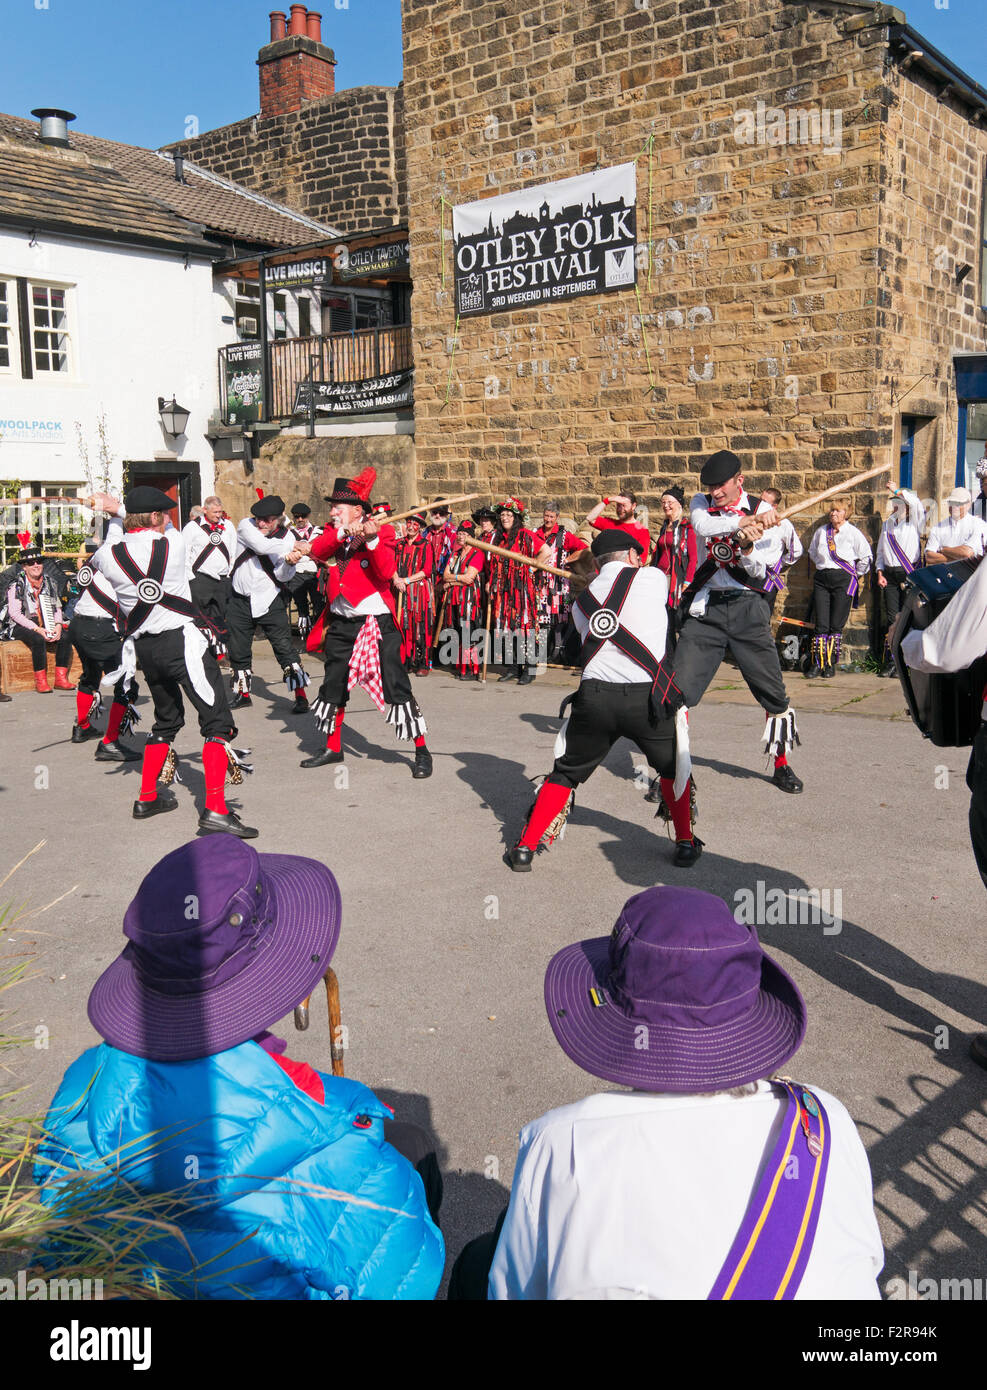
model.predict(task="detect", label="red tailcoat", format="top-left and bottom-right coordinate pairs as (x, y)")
top-left (306, 523), bottom-right (399, 653)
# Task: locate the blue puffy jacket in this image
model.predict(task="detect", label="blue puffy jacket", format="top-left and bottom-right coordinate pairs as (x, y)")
top-left (35, 1041), bottom-right (444, 1299)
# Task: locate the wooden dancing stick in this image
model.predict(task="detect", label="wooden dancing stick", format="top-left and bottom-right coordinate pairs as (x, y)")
top-left (431, 590), bottom-right (450, 652)
top-left (482, 592), bottom-right (496, 684)
top-left (776, 462), bottom-right (893, 523)
top-left (469, 534), bottom-right (573, 580)
top-left (293, 967), bottom-right (345, 1077)
top-left (384, 493), bottom-right (483, 527)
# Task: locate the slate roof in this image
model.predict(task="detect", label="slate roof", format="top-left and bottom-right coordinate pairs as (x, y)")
top-left (0, 112), bottom-right (339, 257)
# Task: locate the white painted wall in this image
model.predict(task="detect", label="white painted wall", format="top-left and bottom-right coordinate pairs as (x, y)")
top-left (0, 229), bottom-right (231, 501)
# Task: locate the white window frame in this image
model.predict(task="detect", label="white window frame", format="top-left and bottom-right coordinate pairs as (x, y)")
top-left (29, 280), bottom-right (73, 377)
top-left (0, 276), bottom-right (18, 376)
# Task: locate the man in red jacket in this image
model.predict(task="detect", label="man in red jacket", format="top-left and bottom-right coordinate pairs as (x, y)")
top-left (302, 468), bottom-right (432, 778)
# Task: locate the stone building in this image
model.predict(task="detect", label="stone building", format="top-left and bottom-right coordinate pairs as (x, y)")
top-left (166, 7), bottom-right (405, 236)
top-left (402, 0), bottom-right (987, 631)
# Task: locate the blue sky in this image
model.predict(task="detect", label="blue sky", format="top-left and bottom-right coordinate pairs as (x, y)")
top-left (0, 1), bottom-right (984, 150)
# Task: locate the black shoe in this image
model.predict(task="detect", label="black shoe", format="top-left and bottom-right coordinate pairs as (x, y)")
top-left (673, 836), bottom-right (704, 868)
top-left (969, 1033), bottom-right (987, 1071)
top-left (231, 693), bottom-right (252, 709)
top-left (517, 669), bottom-right (536, 686)
top-left (300, 747), bottom-right (343, 768)
top-left (72, 723), bottom-right (101, 743)
top-left (805, 664), bottom-right (821, 680)
top-left (644, 776), bottom-right (661, 804)
top-left (0, 693), bottom-right (10, 703)
top-left (132, 790), bottom-right (178, 820)
top-left (881, 661), bottom-right (897, 679)
top-left (291, 696), bottom-right (310, 714)
top-left (197, 809), bottom-right (259, 839)
top-left (497, 670), bottom-right (517, 682)
top-left (825, 666), bottom-right (837, 678)
top-left (95, 739), bottom-right (140, 763)
top-left (412, 747), bottom-right (433, 779)
top-left (773, 764), bottom-right (803, 794)
top-left (507, 845), bottom-right (533, 872)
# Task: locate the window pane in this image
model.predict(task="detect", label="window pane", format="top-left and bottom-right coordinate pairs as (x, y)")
top-left (50, 289), bottom-right (64, 310)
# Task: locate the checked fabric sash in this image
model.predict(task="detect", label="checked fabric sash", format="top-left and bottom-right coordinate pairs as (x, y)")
top-left (574, 566), bottom-right (680, 717)
top-left (708, 1081), bottom-right (831, 1301)
top-left (111, 537), bottom-right (197, 638)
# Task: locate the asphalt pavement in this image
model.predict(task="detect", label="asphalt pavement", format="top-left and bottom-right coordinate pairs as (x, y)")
top-left (1, 654), bottom-right (985, 1295)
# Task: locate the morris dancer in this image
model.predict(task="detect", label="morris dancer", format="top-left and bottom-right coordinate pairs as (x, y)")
top-left (585, 490), bottom-right (651, 560)
top-left (440, 520), bottom-right (486, 680)
top-left (425, 504), bottom-right (457, 583)
top-left (758, 488), bottom-right (803, 615)
top-left (89, 488), bottom-right (256, 838)
top-left (535, 503), bottom-right (588, 662)
top-left (226, 496), bottom-right (310, 713)
top-left (806, 501), bottom-right (873, 678)
top-left (69, 539), bottom-right (141, 761)
top-left (303, 469), bottom-right (432, 778)
top-left (675, 450), bottom-right (803, 794)
top-left (286, 502), bottom-right (323, 637)
top-left (507, 530), bottom-right (698, 869)
top-left (181, 495), bottom-right (236, 651)
top-left (875, 485), bottom-right (924, 678)
top-left (489, 499), bottom-right (550, 685)
top-left (650, 486), bottom-right (697, 634)
top-left (394, 512), bottom-right (435, 676)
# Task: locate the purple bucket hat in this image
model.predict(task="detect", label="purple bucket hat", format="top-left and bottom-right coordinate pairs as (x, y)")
top-left (544, 886), bottom-right (806, 1093)
top-left (88, 835), bottom-right (341, 1062)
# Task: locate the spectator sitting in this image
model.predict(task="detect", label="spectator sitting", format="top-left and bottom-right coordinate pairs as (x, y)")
top-left (3, 546), bottom-right (75, 693)
top-left (453, 886), bottom-right (883, 1300)
top-left (35, 836), bottom-right (445, 1300)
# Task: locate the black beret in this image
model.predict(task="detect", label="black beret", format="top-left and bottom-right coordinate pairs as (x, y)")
top-left (290, 503), bottom-right (311, 518)
top-left (125, 486), bottom-right (177, 513)
top-left (591, 529), bottom-right (644, 559)
top-left (699, 450), bottom-right (743, 488)
top-left (251, 495), bottom-right (286, 519)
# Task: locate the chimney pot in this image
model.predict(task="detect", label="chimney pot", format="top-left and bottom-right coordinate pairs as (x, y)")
top-left (269, 10), bottom-right (287, 41)
top-left (306, 10), bottom-right (322, 42)
top-left (288, 4), bottom-right (307, 36)
top-left (31, 107), bottom-right (76, 148)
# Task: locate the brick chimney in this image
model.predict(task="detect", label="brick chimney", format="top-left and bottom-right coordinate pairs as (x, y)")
top-left (258, 8), bottom-right (335, 119)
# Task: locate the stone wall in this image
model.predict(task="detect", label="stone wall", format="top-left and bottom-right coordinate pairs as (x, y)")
top-left (214, 433), bottom-right (417, 523)
top-left (166, 84), bottom-right (405, 236)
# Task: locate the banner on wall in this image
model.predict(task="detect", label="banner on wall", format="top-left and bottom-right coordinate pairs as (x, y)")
top-left (452, 163), bottom-right (637, 319)
top-left (293, 369), bottom-right (414, 416)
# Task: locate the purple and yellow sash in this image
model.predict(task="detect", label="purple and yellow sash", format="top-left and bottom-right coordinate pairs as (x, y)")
top-left (826, 525), bottom-right (859, 603)
top-left (885, 531), bottom-right (915, 574)
top-left (708, 1081), bottom-right (831, 1301)
top-left (763, 558), bottom-right (786, 593)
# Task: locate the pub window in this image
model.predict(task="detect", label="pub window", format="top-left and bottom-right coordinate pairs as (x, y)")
top-left (235, 279), bottom-right (260, 340)
top-left (272, 291), bottom-right (288, 341)
top-left (298, 296), bottom-right (312, 339)
top-left (0, 279), bottom-right (14, 371)
top-left (31, 283), bottom-right (70, 373)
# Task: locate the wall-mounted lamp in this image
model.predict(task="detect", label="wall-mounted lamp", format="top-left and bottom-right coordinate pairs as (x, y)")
top-left (158, 396), bottom-right (191, 436)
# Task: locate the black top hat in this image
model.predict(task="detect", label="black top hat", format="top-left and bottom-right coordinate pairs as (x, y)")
top-left (471, 506), bottom-right (497, 524)
top-left (18, 547), bottom-right (44, 564)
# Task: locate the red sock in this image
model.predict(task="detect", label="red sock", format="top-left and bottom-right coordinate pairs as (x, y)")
top-left (774, 754), bottom-right (788, 769)
top-left (202, 741), bottom-right (229, 815)
top-left (76, 692), bottom-right (94, 727)
top-left (659, 778), bottom-right (693, 841)
top-left (519, 781), bottom-right (572, 850)
top-left (414, 734), bottom-right (427, 749)
top-left (103, 701), bottom-right (126, 745)
top-left (326, 708), bottom-right (345, 753)
top-left (139, 742), bottom-right (171, 801)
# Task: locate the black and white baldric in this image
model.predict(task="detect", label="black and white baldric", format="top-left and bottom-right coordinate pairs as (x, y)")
top-left (191, 525), bottom-right (232, 574)
top-left (573, 566), bottom-right (681, 719)
top-left (76, 563), bottom-right (121, 626)
top-left (110, 537), bottom-right (197, 637)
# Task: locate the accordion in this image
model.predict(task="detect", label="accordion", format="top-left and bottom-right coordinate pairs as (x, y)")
top-left (893, 559), bottom-right (987, 747)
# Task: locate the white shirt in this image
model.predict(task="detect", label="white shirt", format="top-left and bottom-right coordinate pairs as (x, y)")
top-left (572, 562), bottom-right (668, 683)
top-left (232, 518), bottom-right (298, 618)
top-left (289, 522), bottom-right (322, 576)
top-left (877, 490), bottom-right (924, 570)
top-left (182, 518), bottom-right (237, 581)
top-left (901, 551), bottom-right (987, 715)
top-left (758, 517), bottom-right (803, 570)
top-left (808, 522), bottom-right (873, 574)
top-left (488, 1084), bottom-right (884, 1301)
top-left (926, 512), bottom-right (987, 557)
top-left (92, 520), bottom-right (193, 636)
top-left (688, 492), bottom-right (770, 613)
top-left (74, 565), bottom-right (121, 623)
